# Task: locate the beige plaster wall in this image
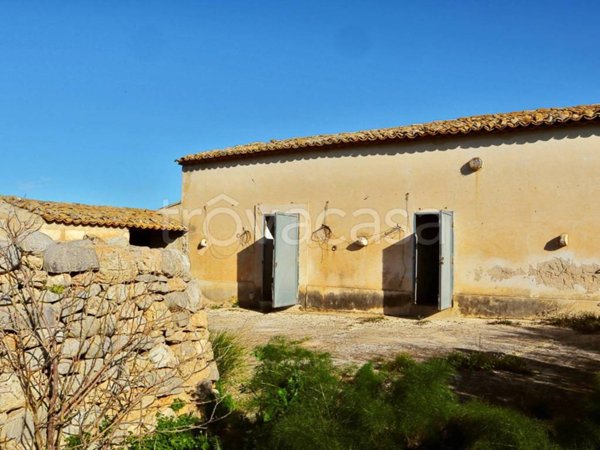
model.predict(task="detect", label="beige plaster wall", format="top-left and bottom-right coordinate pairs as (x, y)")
top-left (40, 223), bottom-right (129, 242)
top-left (181, 123), bottom-right (600, 316)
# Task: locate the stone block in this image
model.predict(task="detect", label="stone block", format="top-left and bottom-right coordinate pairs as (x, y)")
top-left (167, 277), bottom-right (187, 292)
top-left (148, 282), bottom-right (169, 294)
top-left (148, 344), bottom-right (178, 369)
top-left (171, 310), bottom-right (190, 327)
top-left (61, 338), bottom-right (85, 359)
top-left (43, 241), bottom-right (99, 274)
top-left (0, 242), bottom-right (20, 274)
top-left (18, 231), bottom-right (54, 255)
top-left (0, 373), bottom-right (24, 414)
top-left (164, 280), bottom-right (201, 313)
top-left (189, 311), bottom-right (208, 329)
top-left (165, 329), bottom-right (185, 344)
top-left (131, 247), bottom-right (162, 274)
top-left (4, 408), bottom-right (34, 445)
top-left (87, 296), bottom-right (111, 317)
top-left (161, 249), bottom-right (190, 278)
top-left (94, 244), bottom-right (138, 283)
top-left (106, 284), bottom-right (128, 302)
top-left (134, 294), bottom-right (159, 311)
top-left (84, 336), bottom-right (111, 359)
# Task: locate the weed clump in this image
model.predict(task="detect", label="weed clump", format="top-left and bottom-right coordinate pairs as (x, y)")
top-left (209, 330), bottom-right (247, 386)
top-left (488, 319), bottom-right (521, 326)
top-left (544, 313), bottom-right (600, 334)
top-left (446, 350), bottom-right (532, 375)
top-left (243, 338), bottom-right (551, 449)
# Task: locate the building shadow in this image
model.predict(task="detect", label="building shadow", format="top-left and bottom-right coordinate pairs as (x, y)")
top-left (236, 240), bottom-right (261, 310)
top-left (381, 235), bottom-right (414, 316)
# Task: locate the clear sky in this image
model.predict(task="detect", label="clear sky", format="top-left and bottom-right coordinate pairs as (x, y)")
top-left (1, 0), bottom-right (599, 209)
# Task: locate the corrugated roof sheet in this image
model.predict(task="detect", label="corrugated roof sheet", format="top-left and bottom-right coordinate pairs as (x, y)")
top-left (1, 196), bottom-right (186, 232)
top-left (177, 103), bottom-right (600, 165)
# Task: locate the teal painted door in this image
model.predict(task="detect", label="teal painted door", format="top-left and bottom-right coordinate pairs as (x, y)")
top-left (272, 213), bottom-right (299, 308)
top-left (438, 211), bottom-right (454, 310)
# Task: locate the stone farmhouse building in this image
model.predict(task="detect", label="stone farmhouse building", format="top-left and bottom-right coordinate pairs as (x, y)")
top-left (176, 103), bottom-right (600, 318)
top-left (0, 196), bottom-right (185, 248)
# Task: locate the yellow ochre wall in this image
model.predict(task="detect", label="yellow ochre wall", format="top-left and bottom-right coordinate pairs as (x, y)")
top-left (181, 123), bottom-right (600, 317)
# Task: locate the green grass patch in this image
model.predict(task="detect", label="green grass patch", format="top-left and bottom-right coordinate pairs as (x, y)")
top-left (209, 330), bottom-right (247, 386)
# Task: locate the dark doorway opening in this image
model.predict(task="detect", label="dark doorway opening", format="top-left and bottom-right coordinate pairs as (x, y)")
top-left (415, 213), bottom-right (439, 306)
top-left (129, 228), bottom-right (184, 248)
top-left (262, 215), bottom-right (275, 303)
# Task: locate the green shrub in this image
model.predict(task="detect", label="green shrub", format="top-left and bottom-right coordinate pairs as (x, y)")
top-left (447, 350), bottom-right (532, 375)
top-left (390, 358), bottom-right (458, 446)
top-left (336, 363), bottom-right (399, 449)
top-left (249, 336), bottom-right (338, 423)
top-left (444, 401), bottom-right (554, 450)
top-left (127, 414), bottom-right (220, 450)
top-left (545, 313), bottom-right (600, 334)
top-left (553, 373), bottom-right (600, 449)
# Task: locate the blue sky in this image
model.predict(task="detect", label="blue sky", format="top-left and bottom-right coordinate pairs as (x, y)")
top-left (1, 0), bottom-right (599, 209)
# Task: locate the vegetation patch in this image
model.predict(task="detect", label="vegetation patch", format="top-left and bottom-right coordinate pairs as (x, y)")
top-left (210, 330), bottom-right (247, 386)
top-left (488, 319), bottom-right (521, 326)
top-left (446, 350), bottom-right (533, 375)
top-left (544, 312), bottom-right (600, 334)
top-left (359, 315), bottom-right (385, 323)
top-left (122, 337), bottom-right (600, 449)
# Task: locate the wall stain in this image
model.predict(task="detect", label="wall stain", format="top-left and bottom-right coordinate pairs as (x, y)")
top-left (528, 259), bottom-right (600, 292)
top-left (487, 258), bottom-right (600, 293)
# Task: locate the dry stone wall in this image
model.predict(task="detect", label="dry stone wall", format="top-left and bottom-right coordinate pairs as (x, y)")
top-left (0, 231), bottom-right (217, 448)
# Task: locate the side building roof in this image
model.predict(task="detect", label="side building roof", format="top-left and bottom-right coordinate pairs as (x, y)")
top-left (0, 196), bottom-right (186, 232)
top-left (177, 103), bottom-right (600, 165)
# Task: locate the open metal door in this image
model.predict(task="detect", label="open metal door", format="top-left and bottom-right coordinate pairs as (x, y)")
top-left (272, 213), bottom-right (299, 308)
top-left (438, 211), bottom-right (454, 310)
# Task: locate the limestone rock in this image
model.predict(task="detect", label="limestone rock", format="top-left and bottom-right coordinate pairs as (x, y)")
top-left (61, 338), bottom-right (85, 359)
top-left (164, 279), bottom-right (202, 312)
top-left (4, 409), bottom-right (34, 445)
top-left (94, 244), bottom-right (138, 283)
top-left (18, 231), bottom-right (54, 255)
top-left (165, 329), bottom-right (185, 344)
top-left (149, 344), bottom-right (178, 369)
top-left (148, 282), bottom-right (170, 294)
top-left (171, 310), bottom-right (190, 327)
top-left (46, 273), bottom-right (71, 287)
top-left (0, 374), bottom-right (24, 414)
top-left (143, 301), bottom-right (171, 324)
top-left (131, 247), bottom-right (162, 274)
top-left (167, 277), bottom-right (187, 292)
top-left (185, 279), bottom-right (202, 312)
top-left (87, 296), bottom-right (111, 317)
top-left (161, 249), bottom-right (190, 278)
top-left (43, 241), bottom-right (99, 274)
top-left (189, 311), bottom-right (208, 329)
top-left (136, 274), bottom-right (160, 283)
top-left (0, 242), bottom-right (20, 274)
top-left (84, 336), bottom-right (111, 359)
top-left (106, 284), bottom-right (128, 302)
top-left (134, 294), bottom-right (158, 311)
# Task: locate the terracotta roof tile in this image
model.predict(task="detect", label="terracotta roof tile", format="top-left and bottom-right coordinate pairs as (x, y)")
top-left (1, 196), bottom-right (186, 232)
top-left (177, 103), bottom-right (600, 165)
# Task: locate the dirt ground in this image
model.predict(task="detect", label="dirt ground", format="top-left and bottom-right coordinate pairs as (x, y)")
top-left (208, 307), bottom-right (599, 369)
top-left (208, 307), bottom-right (600, 413)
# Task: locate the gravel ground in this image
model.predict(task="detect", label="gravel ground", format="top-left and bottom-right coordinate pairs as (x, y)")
top-left (208, 307), bottom-right (599, 372)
